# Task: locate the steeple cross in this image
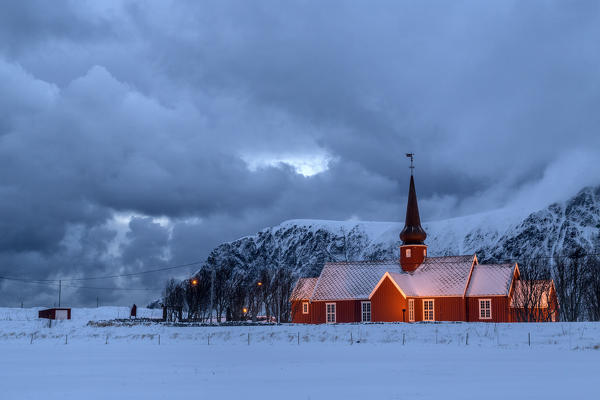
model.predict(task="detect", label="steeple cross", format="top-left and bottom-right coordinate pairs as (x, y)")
top-left (405, 153), bottom-right (415, 175)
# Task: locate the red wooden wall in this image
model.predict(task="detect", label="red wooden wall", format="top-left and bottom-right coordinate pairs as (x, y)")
top-left (370, 276), bottom-right (467, 322)
top-left (291, 301), bottom-right (312, 323)
top-left (371, 276), bottom-right (408, 322)
top-left (467, 296), bottom-right (510, 322)
top-left (292, 300), bottom-right (364, 323)
top-left (310, 300), bottom-right (362, 323)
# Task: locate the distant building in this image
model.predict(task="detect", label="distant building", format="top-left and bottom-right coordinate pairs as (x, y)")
top-left (38, 308), bottom-right (71, 320)
top-left (290, 171), bottom-right (559, 323)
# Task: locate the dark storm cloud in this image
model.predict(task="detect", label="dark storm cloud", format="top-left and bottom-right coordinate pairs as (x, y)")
top-left (1, 0), bottom-right (600, 306)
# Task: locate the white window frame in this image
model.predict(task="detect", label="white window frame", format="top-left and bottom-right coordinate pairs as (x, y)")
top-left (408, 299), bottom-right (415, 322)
top-left (406, 248), bottom-right (412, 258)
top-left (302, 301), bottom-right (309, 314)
top-left (479, 298), bottom-right (492, 320)
top-left (361, 301), bottom-right (371, 322)
top-left (423, 299), bottom-right (435, 321)
top-left (326, 303), bottom-right (336, 323)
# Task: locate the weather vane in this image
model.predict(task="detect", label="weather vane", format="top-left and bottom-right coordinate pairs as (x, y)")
top-left (405, 153), bottom-right (414, 175)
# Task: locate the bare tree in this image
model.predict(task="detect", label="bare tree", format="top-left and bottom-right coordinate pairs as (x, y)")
top-left (553, 250), bottom-right (587, 321)
top-left (183, 271), bottom-right (212, 321)
top-left (164, 278), bottom-right (184, 322)
top-left (268, 266), bottom-right (295, 323)
top-left (212, 263), bottom-right (231, 322)
top-left (584, 255), bottom-right (600, 321)
top-left (511, 258), bottom-right (556, 322)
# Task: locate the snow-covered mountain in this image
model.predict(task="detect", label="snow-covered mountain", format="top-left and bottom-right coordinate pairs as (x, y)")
top-left (198, 186), bottom-right (600, 280)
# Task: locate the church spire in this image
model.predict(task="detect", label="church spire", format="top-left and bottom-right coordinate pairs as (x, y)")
top-left (400, 155), bottom-right (426, 245)
top-left (399, 154), bottom-right (427, 271)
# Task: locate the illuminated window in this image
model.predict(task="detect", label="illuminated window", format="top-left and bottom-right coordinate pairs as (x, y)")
top-left (423, 248), bottom-right (427, 257)
top-left (408, 299), bottom-right (415, 322)
top-left (406, 249), bottom-right (412, 258)
top-left (326, 303), bottom-right (336, 323)
top-left (423, 299), bottom-right (435, 321)
top-left (302, 301), bottom-right (309, 314)
top-left (479, 299), bottom-right (492, 320)
top-left (361, 301), bottom-right (371, 322)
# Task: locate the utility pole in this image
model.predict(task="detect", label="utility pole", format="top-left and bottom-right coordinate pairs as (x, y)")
top-left (58, 280), bottom-right (62, 307)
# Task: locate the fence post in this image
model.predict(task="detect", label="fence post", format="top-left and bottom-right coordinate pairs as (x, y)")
top-left (402, 332), bottom-right (405, 345)
top-left (350, 331), bottom-right (353, 345)
top-left (435, 328), bottom-right (438, 344)
top-left (247, 332), bottom-right (250, 346)
top-left (105, 334), bottom-right (109, 345)
top-left (208, 333), bottom-right (210, 346)
top-left (65, 335), bottom-right (68, 345)
top-left (158, 334), bottom-right (160, 345)
top-left (297, 332), bottom-right (300, 345)
top-left (466, 332), bottom-right (469, 346)
top-left (30, 333), bottom-right (34, 344)
top-left (528, 332), bottom-right (531, 347)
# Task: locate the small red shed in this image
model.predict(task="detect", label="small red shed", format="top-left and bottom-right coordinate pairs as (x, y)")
top-left (39, 308), bottom-right (71, 320)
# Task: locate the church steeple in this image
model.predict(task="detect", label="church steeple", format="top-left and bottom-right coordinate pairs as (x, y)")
top-left (399, 174), bottom-right (427, 245)
top-left (399, 154), bottom-right (427, 271)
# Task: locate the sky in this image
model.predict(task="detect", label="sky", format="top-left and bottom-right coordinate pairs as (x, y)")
top-left (1, 0), bottom-right (600, 306)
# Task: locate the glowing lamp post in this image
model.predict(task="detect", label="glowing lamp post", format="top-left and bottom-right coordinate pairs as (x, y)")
top-left (191, 279), bottom-right (198, 286)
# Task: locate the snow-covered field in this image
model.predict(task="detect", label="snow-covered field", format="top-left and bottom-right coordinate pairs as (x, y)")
top-left (1, 307), bottom-right (599, 399)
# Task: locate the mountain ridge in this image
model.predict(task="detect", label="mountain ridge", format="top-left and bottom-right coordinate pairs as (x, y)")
top-left (196, 186), bottom-right (600, 281)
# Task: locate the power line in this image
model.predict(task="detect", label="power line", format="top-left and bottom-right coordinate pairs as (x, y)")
top-left (62, 260), bottom-right (204, 281)
top-left (0, 277), bottom-right (160, 291)
top-left (1, 251), bottom-right (599, 293)
top-left (0, 259), bottom-right (204, 283)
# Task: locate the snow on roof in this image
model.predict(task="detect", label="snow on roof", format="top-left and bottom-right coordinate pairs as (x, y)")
top-left (290, 277), bottom-right (318, 301)
top-left (311, 260), bottom-right (402, 301)
top-left (466, 263), bottom-right (515, 296)
top-left (387, 255), bottom-right (476, 297)
top-left (311, 255), bottom-right (477, 301)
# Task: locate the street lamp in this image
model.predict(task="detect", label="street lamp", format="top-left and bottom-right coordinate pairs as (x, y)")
top-left (191, 279), bottom-right (198, 286)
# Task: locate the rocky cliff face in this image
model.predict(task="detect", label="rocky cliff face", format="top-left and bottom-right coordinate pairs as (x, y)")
top-left (197, 186), bottom-right (600, 280)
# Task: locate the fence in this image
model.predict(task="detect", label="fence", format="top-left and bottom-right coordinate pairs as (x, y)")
top-left (3, 321), bottom-right (599, 350)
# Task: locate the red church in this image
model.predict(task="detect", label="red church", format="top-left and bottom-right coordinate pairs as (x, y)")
top-left (290, 167), bottom-right (559, 324)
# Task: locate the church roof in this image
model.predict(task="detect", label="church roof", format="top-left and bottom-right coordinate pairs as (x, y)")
top-left (295, 255), bottom-right (479, 302)
top-left (291, 254), bottom-right (523, 303)
top-left (289, 277), bottom-right (318, 301)
top-left (384, 255), bottom-right (476, 297)
top-left (310, 260), bottom-right (402, 301)
top-left (466, 263), bottom-right (516, 296)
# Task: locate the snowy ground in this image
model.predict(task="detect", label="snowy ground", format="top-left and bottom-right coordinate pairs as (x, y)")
top-left (1, 307), bottom-right (599, 399)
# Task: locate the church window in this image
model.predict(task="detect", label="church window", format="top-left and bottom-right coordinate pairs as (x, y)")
top-left (361, 301), bottom-right (371, 322)
top-left (326, 303), bottom-right (336, 323)
top-left (406, 249), bottom-right (412, 258)
top-left (479, 299), bottom-right (492, 319)
top-left (408, 299), bottom-right (415, 322)
top-left (423, 299), bottom-right (435, 321)
top-left (302, 301), bottom-right (309, 314)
